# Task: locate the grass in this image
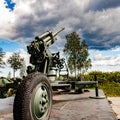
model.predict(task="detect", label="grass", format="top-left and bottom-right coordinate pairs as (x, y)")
top-left (99, 82), bottom-right (120, 96)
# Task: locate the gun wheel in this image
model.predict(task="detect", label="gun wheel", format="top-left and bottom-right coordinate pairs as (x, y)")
top-left (13, 72), bottom-right (52, 120)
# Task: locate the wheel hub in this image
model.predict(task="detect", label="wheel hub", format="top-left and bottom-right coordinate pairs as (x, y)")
top-left (31, 83), bottom-right (50, 120)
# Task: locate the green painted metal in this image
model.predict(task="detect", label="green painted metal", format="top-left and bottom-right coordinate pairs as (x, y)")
top-left (27, 28), bottom-right (65, 74)
top-left (31, 82), bottom-right (50, 120)
top-left (75, 81), bottom-right (98, 91)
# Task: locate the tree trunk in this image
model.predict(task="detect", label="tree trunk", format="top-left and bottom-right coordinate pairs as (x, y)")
top-left (13, 69), bottom-right (16, 78)
top-left (74, 62), bottom-right (77, 78)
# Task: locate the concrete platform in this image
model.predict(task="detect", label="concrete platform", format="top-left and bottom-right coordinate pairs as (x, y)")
top-left (50, 90), bottom-right (117, 120)
top-left (0, 90), bottom-right (117, 120)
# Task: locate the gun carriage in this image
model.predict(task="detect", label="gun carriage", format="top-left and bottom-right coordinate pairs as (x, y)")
top-left (12, 27), bottom-right (99, 120)
top-left (13, 28), bottom-right (65, 120)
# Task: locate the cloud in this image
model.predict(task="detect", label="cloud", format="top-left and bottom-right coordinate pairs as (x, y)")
top-left (3, 52), bottom-right (12, 63)
top-left (0, 0), bottom-right (120, 50)
top-left (79, 7), bottom-right (120, 50)
top-left (90, 47), bottom-right (120, 66)
top-left (18, 49), bottom-right (30, 67)
top-left (93, 55), bottom-right (120, 66)
top-left (86, 0), bottom-right (120, 12)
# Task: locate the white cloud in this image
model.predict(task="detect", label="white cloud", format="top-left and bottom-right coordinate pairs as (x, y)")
top-left (0, 0), bottom-right (120, 51)
top-left (19, 49), bottom-right (30, 66)
top-left (90, 47), bottom-right (120, 71)
top-left (3, 52), bottom-right (12, 64)
top-left (1, 0), bottom-right (120, 73)
top-left (0, 0), bottom-right (16, 39)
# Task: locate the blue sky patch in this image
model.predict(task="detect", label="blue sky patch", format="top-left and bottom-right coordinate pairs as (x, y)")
top-left (4, 0), bottom-right (16, 11)
top-left (0, 40), bottom-right (26, 52)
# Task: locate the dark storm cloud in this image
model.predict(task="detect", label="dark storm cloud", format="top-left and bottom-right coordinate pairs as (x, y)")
top-left (75, 2), bottom-right (120, 50)
top-left (1, 0), bottom-right (120, 50)
top-left (82, 27), bottom-right (120, 50)
top-left (14, 14), bottom-right (60, 40)
top-left (86, 0), bottom-right (120, 12)
top-left (82, 29), bottom-right (107, 50)
top-left (11, 0), bottom-right (76, 43)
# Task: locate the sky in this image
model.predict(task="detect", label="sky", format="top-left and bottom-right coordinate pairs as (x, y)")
top-left (0, 0), bottom-right (120, 77)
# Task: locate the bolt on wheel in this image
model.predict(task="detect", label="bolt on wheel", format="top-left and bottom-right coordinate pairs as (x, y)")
top-left (31, 82), bottom-right (51, 120)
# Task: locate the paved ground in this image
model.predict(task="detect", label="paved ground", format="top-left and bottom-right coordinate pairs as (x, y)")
top-left (0, 89), bottom-right (118, 120)
top-left (50, 90), bottom-right (117, 120)
top-left (108, 97), bottom-right (120, 119)
top-left (0, 97), bottom-right (14, 120)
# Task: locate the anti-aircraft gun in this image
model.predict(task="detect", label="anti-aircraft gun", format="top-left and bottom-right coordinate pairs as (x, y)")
top-left (13, 28), bottom-right (65, 120)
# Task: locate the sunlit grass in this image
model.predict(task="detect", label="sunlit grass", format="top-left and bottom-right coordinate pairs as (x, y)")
top-left (99, 83), bottom-right (120, 96)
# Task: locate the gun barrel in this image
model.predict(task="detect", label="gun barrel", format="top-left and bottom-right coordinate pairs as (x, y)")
top-left (35, 27), bottom-right (65, 46)
top-left (44, 27), bottom-right (65, 46)
top-left (53, 27), bottom-right (65, 37)
top-left (35, 31), bottom-right (52, 41)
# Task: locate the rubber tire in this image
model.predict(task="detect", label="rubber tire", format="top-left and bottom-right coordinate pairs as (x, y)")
top-left (13, 72), bottom-right (52, 120)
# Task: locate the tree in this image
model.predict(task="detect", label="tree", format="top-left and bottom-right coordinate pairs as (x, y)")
top-left (77, 40), bottom-right (92, 74)
top-left (7, 53), bottom-right (25, 78)
top-left (63, 32), bottom-right (91, 77)
top-left (19, 61), bottom-right (26, 78)
top-left (0, 48), bottom-right (5, 69)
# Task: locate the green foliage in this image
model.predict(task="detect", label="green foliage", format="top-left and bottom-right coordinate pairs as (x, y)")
top-left (99, 83), bottom-right (120, 96)
top-left (0, 77), bottom-right (22, 98)
top-left (83, 71), bottom-right (120, 96)
top-left (7, 53), bottom-right (25, 78)
top-left (19, 61), bottom-right (26, 78)
top-left (64, 32), bottom-right (81, 76)
top-left (70, 71), bottom-right (120, 96)
top-left (86, 71), bottom-right (120, 84)
top-left (63, 32), bottom-right (91, 77)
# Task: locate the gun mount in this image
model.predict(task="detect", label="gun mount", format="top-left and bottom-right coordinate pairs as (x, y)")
top-left (13, 28), bottom-right (65, 120)
top-left (27, 28), bottom-right (65, 74)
